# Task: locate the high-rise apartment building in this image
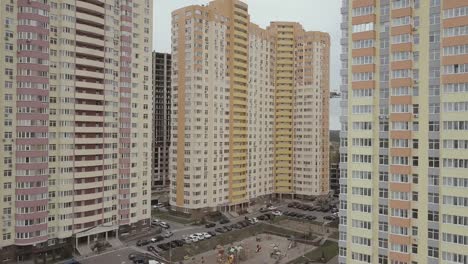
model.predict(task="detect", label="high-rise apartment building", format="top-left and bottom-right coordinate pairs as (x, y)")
top-left (170, 0), bottom-right (330, 212)
top-left (0, 0), bottom-right (153, 262)
top-left (152, 52), bottom-right (171, 187)
top-left (340, 0), bottom-right (468, 263)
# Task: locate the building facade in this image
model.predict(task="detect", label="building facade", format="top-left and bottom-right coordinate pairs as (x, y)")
top-left (170, 0), bottom-right (330, 212)
top-left (152, 52), bottom-right (171, 187)
top-left (0, 0), bottom-right (153, 262)
top-left (339, 0), bottom-right (468, 263)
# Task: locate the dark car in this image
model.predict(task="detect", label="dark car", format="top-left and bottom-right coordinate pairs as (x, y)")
top-left (133, 257), bottom-right (145, 264)
top-left (224, 226), bottom-right (232, 231)
top-left (295, 213), bottom-right (305, 218)
top-left (64, 259), bottom-right (80, 264)
top-left (157, 243), bottom-right (170, 251)
top-left (170, 241), bottom-right (179, 248)
top-left (259, 207), bottom-right (268, 212)
top-left (136, 240), bottom-right (150, 247)
top-left (219, 219), bottom-right (230, 224)
top-left (323, 215), bottom-right (335, 221)
top-left (257, 215), bottom-right (266, 220)
top-left (174, 239), bottom-right (185, 247)
top-left (128, 254), bottom-right (137, 261)
top-left (208, 231), bottom-right (217, 236)
top-left (205, 222), bottom-right (216, 228)
top-left (147, 245), bottom-right (156, 252)
top-left (306, 215), bottom-right (317, 220)
top-left (264, 213), bottom-right (273, 220)
top-left (287, 203), bottom-right (295, 208)
top-left (215, 227), bottom-right (225, 233)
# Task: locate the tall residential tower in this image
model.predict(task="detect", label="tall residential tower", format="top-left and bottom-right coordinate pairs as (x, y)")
top-left (152, 52), bottom-right (171, 187)
top-left (0, 0), bottom-right (153, 262)
top-left (340, 0), bottom-right (468, 263)
top-left (170, 0), bottom-right (330, 213)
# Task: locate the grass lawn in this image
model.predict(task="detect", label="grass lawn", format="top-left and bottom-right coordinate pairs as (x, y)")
top-left (287, 240), bottom-right (338, 264)
top-left (152, 209), bottom-right (195, 225)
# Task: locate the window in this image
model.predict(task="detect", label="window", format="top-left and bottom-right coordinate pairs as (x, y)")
top-left (379, 221), bottom-right (388, 231)
top-left (352, 22), bottom-right (374, 33)
top-left (428, 246), bottom-right (439, 258)
top-left (428, 210), bottom-right (439, 222)
top-left (428, 228), bottom-right (439, 240)
top-left (379, 205), bottom-right (388, 215)
top-left (379, 188), bottom-right (388, 198)
top-left (429, 157), bottom-right (439, 168)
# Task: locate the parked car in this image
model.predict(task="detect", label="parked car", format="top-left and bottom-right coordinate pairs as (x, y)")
top-left (205, 222), bottom-right (216, 228)
top-left (133, 257), bottom-right (145, 264)
top-left (188, 234), bottom-right (199, 242)
top-left (159, 222), bottom-right (170, 229)
top-left (257, 215), bottom-right (266, 221)
top-left (157, 243), bottom-right (170, 251)
top-left (219, 218), bottom-right (230, 224)
top-left (183, 237), bottom-right (193, 244)
top-left (128, 254), bottom-right (137, 261)
top-left (174, 239), bottom-right (185, 247)
top-left (136, 240), bottom-right (150, 246)
top-left (323, 215), bottom-right (335, 221)
top-left (306, 215), bottom-right (317, 221)
top-left (170, 241), bottom-right (178, 248)
top-left (202, 232), bottom-right (212, 239)
top-left (267, 205), bottom-right (277, 211)
top-left (208, 231), bottom-right (217, 236)
top-left (259, 207), bottom-right (268, 213)
top-left (147, 245), bottom-right (156, 252)
top-left (271, 210), bottom-right (282, 216)
top-left (287, 203), bottom-right (295, 208)
top-left (64, 259), bottom-right (80, 264)
top-left (151, 219), bottom-right (160, 225)
top-left (150, 235), bottom-right (164, 243)
top-left (152, 203), bottom-right (165, 209)
top-left (224, 226), bottom-right (232, 231)
top-left (163, 231), bottom-right (174, 238)
top-left (215, 227), bottom-right (226, 233)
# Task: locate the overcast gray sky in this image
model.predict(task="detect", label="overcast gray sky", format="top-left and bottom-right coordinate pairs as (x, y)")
top-left (153, 0), bottom-right (342, 93)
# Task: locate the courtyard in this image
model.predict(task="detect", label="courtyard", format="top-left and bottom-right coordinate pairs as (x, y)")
top-left (182, 234), bottom-right (315, 264)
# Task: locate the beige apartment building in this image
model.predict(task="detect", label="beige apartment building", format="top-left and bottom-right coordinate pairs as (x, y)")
top-left (170, 0), bottom-right (330, 213)
top-left (340, 0), bottom-right (468, 263)
top-left (0, 0), bottom-right (153, 262)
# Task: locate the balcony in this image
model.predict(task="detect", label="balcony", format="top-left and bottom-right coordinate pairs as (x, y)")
top-left (76, 57), bottom-right (104, 68)
top-left (76, 35), bottom-right (104, 47)
top-left (75, 92), bottom-right (104, 101)
top-left (75, 81), bottom-right (103, 90)
top-left (76, 0), bottom-right (105, 15)
top-left (76, 69), bottom-right (104, 80)
top-left (75, 126), bottom-right (103, 133)
top-left (75, 103), bottom-right (104, 112)
top-left (77, 12), bottom-right (105, 26)
top-left (75, 137), bottom-right (103, 145)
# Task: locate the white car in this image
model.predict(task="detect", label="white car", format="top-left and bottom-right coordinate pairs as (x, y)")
top-left (248, 217), bottom-right (258, 224)
top-left (267, 206), bottom-right (277, 211)
top-left (189, 234), bottom-right (200, 242)
top-left (159, 221), bottom-right (170, 229)
top-left (194, 233), bottom-right (205, 240)
top-left (183, 237), bottom-right (193, 244)
top-left (272, 210), bottom-right (282, 216)
top-left (163, 231), bottom-right (173, 238)
top-left (202, 232), bottom-right (212, 239)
